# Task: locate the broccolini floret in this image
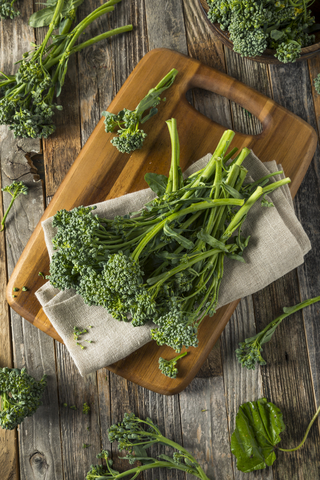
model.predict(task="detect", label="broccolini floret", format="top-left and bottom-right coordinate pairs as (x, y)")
top-left (86, 413), bottom-right (210, 479)
top-left (236, 295), bottom-right (320, 369)
top-left (102, 68), bottom-right (178, 154)
top-left (0, 367), bottom-right (47, 430)
top-left (1, 181), bottom-right (28, 232)
top-left (0, 0), bottom-right (19, 19)
top-left (206, 0), bottom-right (315, 63)
top-left (158, 352), bottom-right (188, 378)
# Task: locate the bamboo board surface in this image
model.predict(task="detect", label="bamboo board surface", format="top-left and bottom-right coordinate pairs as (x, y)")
top-left (7, 48), bottom-right (317, 395)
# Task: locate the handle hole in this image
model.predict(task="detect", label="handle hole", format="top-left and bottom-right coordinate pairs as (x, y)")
top-left (187, 88), bottom-right (263, 136)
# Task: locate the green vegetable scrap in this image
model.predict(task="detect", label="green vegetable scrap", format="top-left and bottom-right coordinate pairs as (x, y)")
top-left (314, 73), bottom-right (320, 94)
top-left (48, 121), bottom-right (290, 373)
top-left (0, 0), bottom-right (132, 139)
top-left (0, 0), bottom-right (19, 20)
top-left (158, 351), bottom-right (188, 378)
top-left (38, 272), bottom-right (45, 278)
top-left (73, 325), bottom-right (93, 349)
top-left (83, 443), bottom-right (91, 449)
top-left (102, 68), bottom-right (178, 154)
top-left (22, 286), bottom-right (28, 291)
top-left (1, 181), bottom-right (28, 232)
top-left (236, 295), bottom-right (320, 369)
top-left (86, 413), bottom-right (210, 479)
top-left (0, 367), bottom-right (47, 430)
top-left (231, 397), bottom-right (320, 472)
top-left (83, 402), bottom-right (90, 415)
top-left (70, 405), bottom-right (77, 410)
top-left (207, 0), bottom-right (316, 63)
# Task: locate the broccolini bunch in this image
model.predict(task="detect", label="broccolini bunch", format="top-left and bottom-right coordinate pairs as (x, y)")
top-left (0, 367), bottom-right (47, 430)
top-left (0, 0), bottom-right (132, 138)
top-left (48, 121), bottom-right (290, 361)
top-left (86, 413), bottom-right (211, 479)
top-left (207, 0), bottom-right (315, 62)
top-left (1, 180), bottom-right (28, 232)
top-left (0, 0), bottom-right (19, 19)
top-left (102, 68), bottom-right (178, 154)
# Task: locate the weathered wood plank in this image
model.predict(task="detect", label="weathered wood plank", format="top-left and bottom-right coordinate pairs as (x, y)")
top-left (253, 272), bottom-right (320, 480)
top-left (0, 1), bottom-right (65, 477)
top-left (0, 135), bottom-right (19, 480)
top-left (269, 60), bottom-right (320, 404)
top-left (0, 128), bottom-right (64, 480)
top-left (179, 376), bottom-right (234, 480)
top-left (54, 343), bottom-right (102, 480)
top-left (221, 297), bottom-right (273, 480)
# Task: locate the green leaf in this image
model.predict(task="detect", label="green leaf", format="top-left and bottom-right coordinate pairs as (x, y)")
top-left (29, 6), bottom-right (56, 27)
top-left (163, 222), bottom-right (194, 250)
top-left (231, 398), bottom-right (285, 472)
top-left (270, 29), bottom-right (284, 41)
top-left (197, 230), bottom-right (229, 252)
top-left (223, 183), bottom-right (244, 199)
top-left (144, 172), bottom-right (168, 196)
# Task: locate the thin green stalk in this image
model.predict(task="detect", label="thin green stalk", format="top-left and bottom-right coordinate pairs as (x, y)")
top-left (132, 198), bottom-right (244, 261)
top-left (278, 405), bottom-right (320, 452)
top-left (1, 195), bottom-right (16, 232)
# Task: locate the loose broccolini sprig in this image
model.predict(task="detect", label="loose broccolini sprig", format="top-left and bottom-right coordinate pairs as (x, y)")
top-left (0, 0), bottom-right (19, 20)
top-left (158, 352), bottom-right (188, 379)
top-left (86, 413), bottom-right (210, 479)
top-left (1, 181), bottom-right (28, 232)
top-left (236, 295), bottom-right (320, 370)
top-left (0, 367), bottom-right (47, 430)
top-left (102, 68), bottom-right (178, 154)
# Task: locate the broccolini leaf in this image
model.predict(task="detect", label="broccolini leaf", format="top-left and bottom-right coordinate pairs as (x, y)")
top-left (231, 398), bottom-right (285, 472)
top-left (144, 172), bottom-right (168, 196)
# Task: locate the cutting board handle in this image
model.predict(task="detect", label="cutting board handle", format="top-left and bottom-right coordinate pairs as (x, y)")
top-left (180, 62), bottom-right (274, 136)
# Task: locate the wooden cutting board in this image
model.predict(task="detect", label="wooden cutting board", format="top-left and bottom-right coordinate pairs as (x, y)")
top-left (7, 49), bottom-right (317, 395)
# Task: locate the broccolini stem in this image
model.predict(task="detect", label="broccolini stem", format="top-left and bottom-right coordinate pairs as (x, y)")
top-left (37, 0), bottom-right (65, 67)
top-left (0, 194), bottom-right (16, 232)
top-left (132, 198), bottom-right (244, 261)
top-left (278, 404), bottom-right (320, 452)
top-left (165, 118), bottom-right (180, 193)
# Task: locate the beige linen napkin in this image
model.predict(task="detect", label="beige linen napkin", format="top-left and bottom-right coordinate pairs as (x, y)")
top-left (35, 152), bottom-right (311, 376)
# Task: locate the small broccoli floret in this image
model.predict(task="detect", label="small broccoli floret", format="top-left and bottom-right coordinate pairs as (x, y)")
top-left (275, 40), bottom-right (301, 63)
top-left (151, 308), bottom-right (199, 352)
top-left (83, 402), bottom-right (90, 414)
top-left (158, 352), bottom-right (188, 379)
top-left (314, 74), bottom-right (320, 94)
top-left (1, 181), bottom-right (28, 232)
top-left (102, 68), bottom-right (178, 154)
top-left (0, 367), bottom-right (47, 430)
top-left (0, 0), bottom-right (19, 19)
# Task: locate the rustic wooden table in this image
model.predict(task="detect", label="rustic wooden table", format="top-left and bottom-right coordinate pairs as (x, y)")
top-left (1, 1), bottom-right (320, 479)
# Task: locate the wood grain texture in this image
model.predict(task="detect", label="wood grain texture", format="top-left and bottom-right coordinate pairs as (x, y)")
top-left (7, 49), bottom-right (317, 394)
top-left (54, 343), bottom-right (102, 480)
top-left (269, 60), bottom-right (320, 408)
top-left (253, 273), bottom-right (320, 480)
top-left (0, 138), bottom-right (19, 480)
top-left (179, 376), bottom-right (234, 480)
top-left (220, 297), bottom-right (273, 480)
top-left (0, 129), bottom-right (64, 480)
